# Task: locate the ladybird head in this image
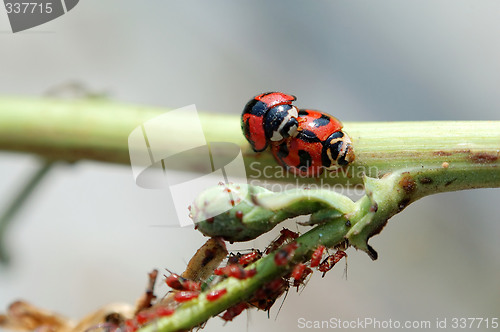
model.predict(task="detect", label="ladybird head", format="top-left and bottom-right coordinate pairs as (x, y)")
top-left (337, 140), bottom-right (355, 166)
top-left (241, 92), bottom-right (298, 151)
top-left (264, 104), bottom-right (299, 141)
top-left (322, 131), bottom-right (355, 169)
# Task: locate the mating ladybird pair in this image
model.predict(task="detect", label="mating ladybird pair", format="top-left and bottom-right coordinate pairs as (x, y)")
top-left (241, 92), bottom-right (355, 176)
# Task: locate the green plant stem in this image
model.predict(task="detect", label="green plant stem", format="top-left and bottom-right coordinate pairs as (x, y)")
top-left (143, 217), bottom-right (349, 332)
top-left (0, 160), bottom-right (54, 264)
top-left (144, 162), bottom-right (499, 331)
top-left (0, 96), bottom-right (498, 187)
top-left (0, 96), bottom-right (498, 331)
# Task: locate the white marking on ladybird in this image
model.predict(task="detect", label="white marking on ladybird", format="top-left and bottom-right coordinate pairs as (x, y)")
top-left (270, 106), bottom-right (299, 141)
top-left (270, 129), bottom-right (284, 141)
top-left (287, 123), bottom-right (298, 137)
top-left (271, 116), bottom-right (292, 141)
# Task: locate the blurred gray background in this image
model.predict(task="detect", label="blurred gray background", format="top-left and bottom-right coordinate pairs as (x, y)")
top-left (0, 1), bottom-right (499, 331)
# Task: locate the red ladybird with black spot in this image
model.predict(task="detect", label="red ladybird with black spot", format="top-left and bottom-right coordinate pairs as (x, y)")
top-left (241, 92), bottom-right (299, 152)
top-left (271, 109), bottom-right (355, 176)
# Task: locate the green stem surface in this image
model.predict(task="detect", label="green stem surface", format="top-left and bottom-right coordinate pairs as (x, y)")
top-left (142, 218), bottom-right (349, 332)
top-left (0, 96), bottom-right (498, 331)
top-left (1, 96), bottom-right (498, 187)
top-left (0, 160), bottom-right (54, 264)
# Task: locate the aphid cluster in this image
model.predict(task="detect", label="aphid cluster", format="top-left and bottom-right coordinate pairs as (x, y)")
top-left (214, 264), bottom-right (257, 279)
top-left (248, 277), bottom-right (289, 314)
top-left (122, 230), bottom-right (349, 329)
top-left (120, 238), bottom-right (230, 331)
top-left (124, 306), bottom-right (175, 332)
top-left (242, 92), bottom-right (355, 176)
top-left (217, 229), bottom-right (348, 322)
top-left (215, 229), bottom-right (301, 321)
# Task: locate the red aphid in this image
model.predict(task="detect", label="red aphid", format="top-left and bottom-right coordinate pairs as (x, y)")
top-left (174, 291), bottom-right (200, 303)
top-left (135, 312), bottom-right (150, 325)
top-left (221, 302), bottom-right (249, 322)
top-left (206, 288), bottom-right (228, 302)
top-left (318, 250), bottom-right (347, 276)
top-left (238, 250), bottom-right (262, 266)
top-left (250, 277), bottom-right (289, 312)
top-left (292, 264), bottom-right (313, 291)
top-left (214, 264), bottom-right (257, 279)
top-left (124, 319), bottom-right (138, 332)
top-left (165, 273), bottom-right (201, 291)
top-left (274, 242), bottom-right (299, 266)
top-left (310, 245), bottom-right (326, 268)
top-left (265, 228), bottom-right (299, 254)
top-left (291, 263), bottom-right (306, 280)
top-left (155, 306), bottom-right (175, 317)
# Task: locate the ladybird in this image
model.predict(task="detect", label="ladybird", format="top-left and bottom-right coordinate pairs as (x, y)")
top-left (271, 109), bottom-right (355, 176)
top-left (241, 92), bottom-right (299, 152)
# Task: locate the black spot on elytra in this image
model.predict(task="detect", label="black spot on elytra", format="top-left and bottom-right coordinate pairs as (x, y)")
top-left (321, 148), bottom-right (332, 168)
top-left (297, 130), bottom-right (321, 143)
top-left (312, 114), bottom-right (333, 127)
top-left (297, 150), bottom-right (312, 169)
top-left (277, 142), bottom-right (289, 159)
top-left (244, 99), bottom-right (267, 117)
top-left (242, 118), bottom-right (253, 142)
top-left (329, 131), bottom-right (344, 139)
top-left (298, 109), bottom-right (310, 116)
